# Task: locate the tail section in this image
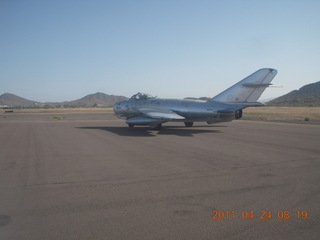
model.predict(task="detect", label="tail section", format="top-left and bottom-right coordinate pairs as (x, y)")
top-left (210, 68), bottom-right (277, 104)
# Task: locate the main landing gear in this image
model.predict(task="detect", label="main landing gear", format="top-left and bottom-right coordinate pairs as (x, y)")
top-left (184, 122), bottom-right (193, 127)
top-left (128, 122), bottom-right (193, 129)
top-left (235, 109), bottom-right (243, 120)
top-left (152, 123), bottom-right (162, 130)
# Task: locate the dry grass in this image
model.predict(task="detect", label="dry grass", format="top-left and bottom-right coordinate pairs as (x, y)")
top-left (243, 107), bottom-right (320, 122)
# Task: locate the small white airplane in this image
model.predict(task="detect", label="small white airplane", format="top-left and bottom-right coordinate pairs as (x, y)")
top-left (113, 68), bottom-right (277, 129)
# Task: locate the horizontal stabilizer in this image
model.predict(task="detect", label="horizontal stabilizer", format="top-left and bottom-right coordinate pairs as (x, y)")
top-left (224, 102), bottom-right (266, 107)
top-left (242, 83), bottom-right (273, 88)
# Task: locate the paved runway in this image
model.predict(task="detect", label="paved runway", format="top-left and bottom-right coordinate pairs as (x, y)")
top-left (1, 112), bottom-right (320, 239)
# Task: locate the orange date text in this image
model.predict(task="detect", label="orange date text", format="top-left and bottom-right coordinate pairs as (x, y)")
top-left (211, 210), bottom-right (308, 220)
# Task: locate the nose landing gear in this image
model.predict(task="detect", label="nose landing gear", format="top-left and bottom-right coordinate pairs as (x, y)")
top-left (151, 123), bottom-right (162, 130)
top-left (184, 122), bottom-right (193, 127)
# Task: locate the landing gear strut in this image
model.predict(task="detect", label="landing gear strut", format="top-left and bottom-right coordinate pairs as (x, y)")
top-left (152, 124), bottom-right (162, 130)
top-left (184, 122), bottom-right (193, 127)
top-left (235, 109), bottom-right (243, 120)
top-left (128, 124), bottom-right (134, 128)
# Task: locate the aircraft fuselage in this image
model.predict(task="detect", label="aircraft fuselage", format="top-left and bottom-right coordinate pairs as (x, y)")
top-left (113, 68), bottom-right (277, 129)
top-left (113, 98), bottom-right (237, 124)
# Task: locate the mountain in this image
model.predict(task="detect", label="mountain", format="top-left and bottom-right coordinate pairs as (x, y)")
top-left (63, 92), bottom-right (127, 107)
top-left (0, 92), bottom-right (127, 108)
top-left (0, 93), bottom-right (41, 107)
top-left (184, 97), bottom-right (210, 101)
top-left (268, 81), bottom-right (320, 106)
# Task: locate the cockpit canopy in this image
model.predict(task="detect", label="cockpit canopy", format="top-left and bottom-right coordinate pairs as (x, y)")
top-left (130, 92), bottom-right (156, 100)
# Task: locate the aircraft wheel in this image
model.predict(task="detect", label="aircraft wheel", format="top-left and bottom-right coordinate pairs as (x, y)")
top-left (184, 122), bottom-right (193, 127)
top-left (235, 109), bottom-right (243, 119)
top-left (152, 124), bottom-right (162, 130)
top-left (128, 124), bottom-right (134, 128)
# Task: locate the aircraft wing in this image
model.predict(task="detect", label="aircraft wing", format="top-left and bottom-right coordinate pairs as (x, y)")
top-left (138, 108), bottom-right (185, 120)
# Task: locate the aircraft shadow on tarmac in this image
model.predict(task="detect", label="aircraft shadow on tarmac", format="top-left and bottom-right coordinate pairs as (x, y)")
top-left (78, 125), bottom-right (224, 137)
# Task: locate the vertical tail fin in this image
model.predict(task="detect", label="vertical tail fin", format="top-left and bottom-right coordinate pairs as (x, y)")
top-left (210, 68), bottom-right (277, 103)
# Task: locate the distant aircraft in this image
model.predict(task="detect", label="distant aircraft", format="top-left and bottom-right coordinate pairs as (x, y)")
top-left (113, 68), bottom-right (277, 130)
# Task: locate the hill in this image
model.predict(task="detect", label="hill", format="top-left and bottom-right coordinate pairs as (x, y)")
top-left (0, 92), bottom-right (127, 108)
top-left (62, 92), bottom-right (127, 107)
top-left (0, 93), bottom-right (41, 107)
top-left (184, 97), bottom-right (210, 101)
top-left (268, 81), bottom-right (320, 107)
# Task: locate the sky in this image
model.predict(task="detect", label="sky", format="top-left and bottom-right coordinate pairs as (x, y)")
top-left (1, 0), bottom-right (320, 102)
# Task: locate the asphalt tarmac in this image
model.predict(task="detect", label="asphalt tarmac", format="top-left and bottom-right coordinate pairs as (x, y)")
top-left (1, 112), bottom-right (320, 240)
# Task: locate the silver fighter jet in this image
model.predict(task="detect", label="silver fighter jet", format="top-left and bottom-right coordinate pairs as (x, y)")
top-left (113, 68), bottom-right (277, 130)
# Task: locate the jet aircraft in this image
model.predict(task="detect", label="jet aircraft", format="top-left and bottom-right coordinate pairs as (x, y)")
top-left (113, 68), bottom-right (277, 130)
